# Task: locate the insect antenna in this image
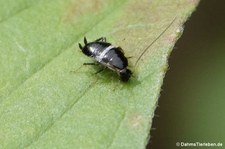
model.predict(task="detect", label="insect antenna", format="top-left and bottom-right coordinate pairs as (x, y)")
top-left (134, 17), bottom-right (177, 68)
top-left (78, 43), bottom-right (83, 50)
top-left (84, 37), bottom-right (88, 45)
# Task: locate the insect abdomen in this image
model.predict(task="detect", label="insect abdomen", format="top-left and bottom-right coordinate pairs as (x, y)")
top-left (103, 48), bottom-right (128, 69)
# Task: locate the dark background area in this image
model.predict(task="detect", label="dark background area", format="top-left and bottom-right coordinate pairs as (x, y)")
top-left (148, 1), bottom-right (225, 149)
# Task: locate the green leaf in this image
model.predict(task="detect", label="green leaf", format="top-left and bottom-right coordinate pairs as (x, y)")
top-left (0, 0), bottom-right (199, 148)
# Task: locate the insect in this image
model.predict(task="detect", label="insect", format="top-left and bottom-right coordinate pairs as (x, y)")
top-left (78, 37), bottom-right (132, 82)
top-left (78, 18), bottom-right (176, 82)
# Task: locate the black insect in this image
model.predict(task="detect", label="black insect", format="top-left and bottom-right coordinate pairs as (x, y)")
top-left (78, 18), bottom-right (176, 82)
top-left (78, 37), bottom-right (132, 82)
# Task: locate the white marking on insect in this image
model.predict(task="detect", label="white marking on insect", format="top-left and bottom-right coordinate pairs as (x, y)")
top-left (96, 45), bottom-right (115, 62)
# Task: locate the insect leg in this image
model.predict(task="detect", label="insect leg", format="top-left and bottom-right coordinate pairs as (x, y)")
top-left (83, 62), bottom-right (97, 65)
top-left (95, 37), bottom-right (107, 42)
top-left (70, 62), bottom-right (98, 73)
top-left (95, 68), bottom-right (105, 74)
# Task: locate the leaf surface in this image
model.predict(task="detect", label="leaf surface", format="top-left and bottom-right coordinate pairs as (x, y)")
top-left (0, 0), bottom-right (199, 148)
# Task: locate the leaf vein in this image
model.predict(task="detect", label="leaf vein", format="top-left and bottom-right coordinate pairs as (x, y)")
top-left (0, 5), bottom-right (31, 24)
top-left (106, 111), bottom-right (127, 149)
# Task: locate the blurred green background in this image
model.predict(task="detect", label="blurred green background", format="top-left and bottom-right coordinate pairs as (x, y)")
top-left (148, 1), bottom-right (225, 149)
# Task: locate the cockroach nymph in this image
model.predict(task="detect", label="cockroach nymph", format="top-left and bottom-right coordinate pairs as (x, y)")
top-left (78, 18), bottom-right (176, 82)
top-left (78, 37), bottom-right (132, 82)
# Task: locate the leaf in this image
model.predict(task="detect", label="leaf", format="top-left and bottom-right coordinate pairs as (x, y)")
top-left (0, 0), bottom-right (199, 148)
